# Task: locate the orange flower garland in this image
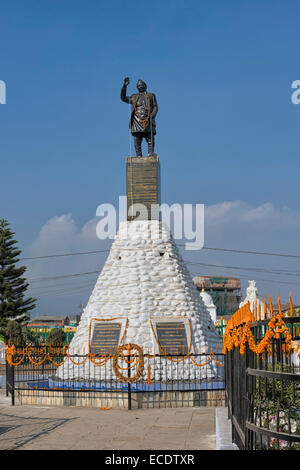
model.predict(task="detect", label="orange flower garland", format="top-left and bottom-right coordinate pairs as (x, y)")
top-left (133, 92), bottom-right (151, 129)
top-left (113, 343), bottom-right (144, 383)
top-left (222, 295), bottom-right (300, 358)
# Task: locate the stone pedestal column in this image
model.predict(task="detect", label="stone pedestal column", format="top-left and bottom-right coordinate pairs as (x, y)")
top-left (126, 155), bottom-right (160, 221)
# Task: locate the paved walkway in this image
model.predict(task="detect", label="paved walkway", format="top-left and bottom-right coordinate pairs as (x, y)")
top-left (0, 390), bottom-right (238, 450)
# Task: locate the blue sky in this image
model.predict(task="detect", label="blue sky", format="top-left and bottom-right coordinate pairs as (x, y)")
top-left (1, 0), bottom-right (300, 315)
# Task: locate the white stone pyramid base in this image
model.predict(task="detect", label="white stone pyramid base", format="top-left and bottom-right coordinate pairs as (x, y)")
top-left (56, 220), bottom-right (223, 382)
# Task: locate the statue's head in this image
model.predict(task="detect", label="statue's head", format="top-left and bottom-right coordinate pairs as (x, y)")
top-left (137, 79), bottom-right (147, 92)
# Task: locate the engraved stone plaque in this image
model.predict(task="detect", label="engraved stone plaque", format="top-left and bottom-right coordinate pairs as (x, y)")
top-left (155, 321), bottom-right (188, 355)
top-left (90, 322), bottom-right (122, 355)
top-left (126, 155), bottom-right (161, 221)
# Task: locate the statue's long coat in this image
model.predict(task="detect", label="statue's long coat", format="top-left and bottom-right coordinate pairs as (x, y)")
top-left (121, 86), bottom-right (158, 135)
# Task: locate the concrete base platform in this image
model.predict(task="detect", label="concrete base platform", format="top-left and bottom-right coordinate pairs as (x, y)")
top-left (16, 389), bottom-right (225, 409)
top-left (0, 390), bottom-right (237, 450)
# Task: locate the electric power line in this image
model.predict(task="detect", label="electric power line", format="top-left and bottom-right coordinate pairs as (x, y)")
top-left (201, 246), bottom-right (300, 259)
top-left (20, 245), bottom-right (300, 261)
top-left (20, 244), bottom-right (300, 298)
top-left (29, 270), bottom-right (100, 283)
top-left (21, 249), bottom-right (110, 261)
top-left (28, 268), bottom-right (300, 301)
top-left (25, 261), bottom-right (300, 290)
top-left (184, 261), bottom-right (300, 278)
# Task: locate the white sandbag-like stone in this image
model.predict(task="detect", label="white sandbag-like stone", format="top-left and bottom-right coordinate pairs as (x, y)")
top-left (56, 220), bottom-right (223, 382)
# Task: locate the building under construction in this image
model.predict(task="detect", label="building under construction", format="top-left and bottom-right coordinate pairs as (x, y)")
top-left (193, 276), bottom-right (242, 319)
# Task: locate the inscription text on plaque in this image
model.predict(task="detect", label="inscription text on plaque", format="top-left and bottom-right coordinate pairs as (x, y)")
top-left (90, 322), bottom-right (122, 355)
top-left (156, 322), bottom-right (188, 355)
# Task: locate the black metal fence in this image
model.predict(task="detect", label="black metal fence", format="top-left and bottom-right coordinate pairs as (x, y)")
top-left (6, 348), bottom-right (225, 409)
top-left (225, 317), bottom-right (300, 450)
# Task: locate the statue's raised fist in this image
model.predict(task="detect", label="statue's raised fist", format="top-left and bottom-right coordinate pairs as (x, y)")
top-left (123, 77), bottom-right (130, 86)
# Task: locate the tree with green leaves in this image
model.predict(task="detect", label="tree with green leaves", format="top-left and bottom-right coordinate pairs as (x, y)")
top-left (0, 219), bottom-right (36, 340)
top-left (46, 328), bottom-right (66, 346)
top-left (4, 320), bottom-right (42, 347)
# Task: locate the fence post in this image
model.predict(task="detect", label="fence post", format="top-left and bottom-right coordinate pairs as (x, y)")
top-left (11, 363), bottom-right (15, 406)
top-left (6, 360), bottom-right (15, 406)
top-left (245, 344), bottom-right (251, 450)
top-left (231, 350), bottom-right (235, 444)
top-left (127, 354), bottom-right (131, 410)
top-left (5, 359), bottom-right (8, 397)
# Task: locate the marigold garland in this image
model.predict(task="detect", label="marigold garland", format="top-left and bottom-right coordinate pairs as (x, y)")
top-left (147, 363), bottom-right (151, 386)
top-left (189, 355), bottom-right (211, 367)
top-left (209, 352), bottom-right (225, 368)
top-left (27, 354), bottom-right (48, 366)
top-left (113, 343), bottom-right (144, 383)
top-left (222, 296), bottom-right (300, 358)
top-left (88, 353), bottom-right (113, 366)
top-left (46, 355), bottom-right (69, 367)
top-left (133, 92), bottom-right (151, 129)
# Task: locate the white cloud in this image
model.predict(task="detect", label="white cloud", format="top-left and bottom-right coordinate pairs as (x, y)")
top-left (25, 200), bottom-right (300, 315)
top-left (26, 213), bottom-right (111, 308)
top-left (30, 201), bottom-right (300, 258)
top-left (205, 200), bottom-right (300, 230)
top-left (205, 201), bottom-right (243, 224)
top-left (29, 214), bottom-right (107, 257)
top-left (31, 214), bottom-right (77, 254)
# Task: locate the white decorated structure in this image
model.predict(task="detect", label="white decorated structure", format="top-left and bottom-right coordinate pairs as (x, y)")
top-left (239, 280), bottom-right (265, 313)
top-left (56, 220), bottom-right (222, 381)
top-left (56, 154), bottom-right (222, 382)
top-left (200, 289), bottom-right (217, 323)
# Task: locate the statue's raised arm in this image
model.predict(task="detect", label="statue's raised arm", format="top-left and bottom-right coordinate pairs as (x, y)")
top-left (120, 77), bottom-right (158, 157)
top-left (121, 77), bottom-right (132, 104)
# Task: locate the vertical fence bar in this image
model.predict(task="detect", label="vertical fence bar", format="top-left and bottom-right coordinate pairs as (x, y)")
top-left (5, 359), bottom-right (9, 397)
top-left (127, 354), bottom-right (131, 410)
top-left (10, 362), bottom-right (15, 406)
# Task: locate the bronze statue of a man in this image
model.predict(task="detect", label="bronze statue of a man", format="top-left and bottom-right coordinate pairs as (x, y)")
top-left (121, 77), bottom-right (158, 157)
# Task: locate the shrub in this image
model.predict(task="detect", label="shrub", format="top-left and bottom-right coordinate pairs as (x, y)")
top-left (46, 328), bottom-right (66, 346)
top-left (5, 320), bottom-right (24, 346)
